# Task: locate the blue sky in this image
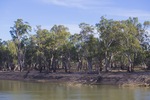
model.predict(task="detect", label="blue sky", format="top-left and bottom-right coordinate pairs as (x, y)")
top-left (0, 0), bottom-right (150, 40)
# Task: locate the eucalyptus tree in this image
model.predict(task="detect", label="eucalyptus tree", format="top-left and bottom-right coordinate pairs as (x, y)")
top-left (120, 18), bottom-right (148, 72)
top-left (132, 18), bottom-right (150, 68)
top-left (6, 41), bottom-right (17, 70)
top-left (78, 23), bottom-right (98, 72)
top-left (35, 26), bottom-right (51, 72)
top-left (69, 33), bottom-right (82, 71)
top-left (0, 40), bottom-right (17, 71)
top-left (142, 25), bottom-right (150, 69)
top-left (0, 39), bottom-right (5, 66)
top-left (0, 40), bottom-right (8, 70)
top-left (50, 25), bottom-right (71, 72)
top-left (10, 19), bottom-right (31, 71)
top-left (25, 35), bottom-right (38, 70)
top-left (35, 25), bottom-right (70, 73)
top-left (3, 17), bottom-right (150, 73)
top-left (96, 17), bottom-right (124, 72)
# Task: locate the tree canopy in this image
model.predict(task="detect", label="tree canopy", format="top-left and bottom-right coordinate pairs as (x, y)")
top-left (0, 17), bottom-right (150, 73)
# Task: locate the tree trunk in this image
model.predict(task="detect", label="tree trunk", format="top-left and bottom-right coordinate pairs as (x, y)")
top-left (17, 39), bottom-right (23, 72)
top-left (104, 51), bottom-right (113, 72)
top-left (127, 55), bottom-right (133, 72)
top-left (50, 54), bottom-right (54, 72)
top-left (104, 57), bottom-right (108, 72)
top-left (87, 57), bottom-right (92, 72)
top-left (99, 59), bottom-right (103, 72)
top-left (77, 59), bottom-right (82, 72)
top-left (39, 58), bottom-right (42, 73)
top-left (67, 58), bottom-right (71, 73)
top-left (52, 58), bottom-right (56, 72)
top-left (51, 54), bottom-right (57, 73)
top-left (63, 62), bottom-right (67, 73)
top-left (62, 57), bottom-right (68, 73)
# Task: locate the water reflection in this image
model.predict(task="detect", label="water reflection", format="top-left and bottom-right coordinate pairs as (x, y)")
top-left (0, 80), bottom-right (150, 100)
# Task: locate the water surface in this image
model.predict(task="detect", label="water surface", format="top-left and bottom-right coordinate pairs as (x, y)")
top-left (0, 80), bottom-right (150, 100)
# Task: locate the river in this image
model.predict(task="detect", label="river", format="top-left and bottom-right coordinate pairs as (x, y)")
top-left (0, 80), bottom-right (150, 100)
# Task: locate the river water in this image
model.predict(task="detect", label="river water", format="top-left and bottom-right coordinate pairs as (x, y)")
top-left (0, 80), bottom-right (150, 100)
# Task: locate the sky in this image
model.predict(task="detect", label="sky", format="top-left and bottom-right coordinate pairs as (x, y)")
top-left (0, 0), bottom-right (150, 40)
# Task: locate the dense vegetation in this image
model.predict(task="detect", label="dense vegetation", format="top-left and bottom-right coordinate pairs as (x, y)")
top-left (0, 17), bottom-right (150, 73)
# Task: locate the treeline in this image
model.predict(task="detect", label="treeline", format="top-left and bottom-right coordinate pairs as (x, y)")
top-left (0, 17), bottom-right (150, 73)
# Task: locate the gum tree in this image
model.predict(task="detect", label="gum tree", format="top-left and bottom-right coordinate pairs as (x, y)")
top-left (10, 19), bottom-right (31, 71)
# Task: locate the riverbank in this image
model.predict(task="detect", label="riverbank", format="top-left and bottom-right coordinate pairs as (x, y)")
top-left (0, 71), bottom-right (150, 86)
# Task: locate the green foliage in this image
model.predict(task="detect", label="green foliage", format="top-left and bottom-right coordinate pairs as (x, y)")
top-left (9, 19), bottom-right (32, 71)
top-left (0, 17), bottom-right (150, 72)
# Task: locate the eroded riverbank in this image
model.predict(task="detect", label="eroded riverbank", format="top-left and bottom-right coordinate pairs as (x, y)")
top-left (0, 71), bottom-right (150, 86)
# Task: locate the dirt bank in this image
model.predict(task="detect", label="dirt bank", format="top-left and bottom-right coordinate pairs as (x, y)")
top-left (0, 71), bottom-right (150, 86)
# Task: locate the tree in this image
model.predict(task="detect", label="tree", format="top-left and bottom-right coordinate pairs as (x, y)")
top-left (6, 41), bottom-right (17, 70)
top-left (96, 17), bottom-right (123, 72)
top-left (120, 18), bottom-right (147, 72)
top-left (25, 35), bottom-right (38, 71)
top-left (10, 19), bottom-right (31, 71)
top-left (35, 25), bottom-right (70, 73)
top-left (78, 23), bottom-right (98, 72)
top-left (50, 25), bottom-right (70, 72)
top-left (0, 40), bottom-right (8, 70)
top-left (0, 17), bottom-right (149, 73)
